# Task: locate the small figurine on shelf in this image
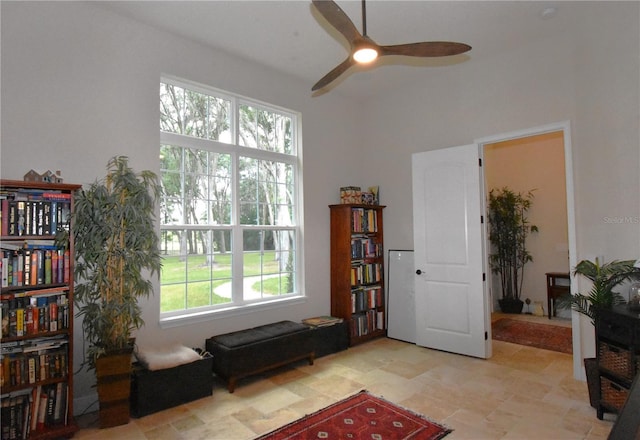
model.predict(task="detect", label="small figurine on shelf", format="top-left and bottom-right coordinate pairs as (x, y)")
top-left (23, 169), bottom-right (63, 183)
top-left (368, 186), bottom-right (379, 205)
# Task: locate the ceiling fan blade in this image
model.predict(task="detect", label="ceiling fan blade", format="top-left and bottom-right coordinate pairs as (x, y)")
top-left (312, 0), bottom-right (362, 47)
top-left (312, 57), bottom-right (355, 91)
top-left (380, 41), bottom-right (471, 58)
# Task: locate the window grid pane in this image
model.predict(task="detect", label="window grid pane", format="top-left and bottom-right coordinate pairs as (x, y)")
top-left (160, 78), bottom-right (299, 316)
top-left (241, 229), bottom-right (296, 300)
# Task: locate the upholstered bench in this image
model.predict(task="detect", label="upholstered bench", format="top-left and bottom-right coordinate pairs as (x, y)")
top-left (205, 320), bottom-right (314, 392)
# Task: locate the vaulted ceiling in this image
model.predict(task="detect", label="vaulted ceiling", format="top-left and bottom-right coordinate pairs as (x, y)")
top-left (98, 1), bottom-right (588, 99)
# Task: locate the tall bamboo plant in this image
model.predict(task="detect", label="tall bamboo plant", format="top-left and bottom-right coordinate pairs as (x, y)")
top-left (72, 156), bottom-right (162, 368)
top-left (487, 187), bottom-right (538, 301)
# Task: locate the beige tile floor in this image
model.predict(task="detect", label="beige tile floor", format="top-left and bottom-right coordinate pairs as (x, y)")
top-left (75, 316), bottom-right (614, 440)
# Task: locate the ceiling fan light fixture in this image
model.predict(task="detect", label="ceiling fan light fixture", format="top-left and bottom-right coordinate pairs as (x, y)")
top-left (353, 46), bottom-right (378, 63)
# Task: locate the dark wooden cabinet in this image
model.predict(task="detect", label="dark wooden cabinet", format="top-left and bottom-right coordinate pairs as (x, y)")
top-left (330, 204), bottom-right (386, 346)
top-left (595, 306), bottom-right (640, 420)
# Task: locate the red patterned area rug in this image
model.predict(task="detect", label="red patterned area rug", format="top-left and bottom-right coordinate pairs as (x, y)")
top-left (255, 390), bottom-right (452, 440)
top-left (492, 318), bottom-right (572, 354)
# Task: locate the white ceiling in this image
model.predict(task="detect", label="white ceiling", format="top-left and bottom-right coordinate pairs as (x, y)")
top-left (98, 1), bottom-right (586, 99)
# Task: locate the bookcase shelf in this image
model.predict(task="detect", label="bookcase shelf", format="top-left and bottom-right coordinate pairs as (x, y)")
top-left (1, 179), bottom-right (80, 440)
top-left (330, 204), bottom-right (386, 346)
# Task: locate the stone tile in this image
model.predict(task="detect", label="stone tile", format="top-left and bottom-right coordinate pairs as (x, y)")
top-left (75, 322), bottom-right (615, 440)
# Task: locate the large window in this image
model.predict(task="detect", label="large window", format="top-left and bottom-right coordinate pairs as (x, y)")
top-left (159, 77), bottom-right (302, 323)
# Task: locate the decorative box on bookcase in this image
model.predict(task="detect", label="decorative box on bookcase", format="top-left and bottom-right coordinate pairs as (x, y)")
top-left (329, 204), bottom-right (386, 346)
top-left (1, 179), bottom-right (80, 439)
top-left (595, 305), bottom-right (640, 420)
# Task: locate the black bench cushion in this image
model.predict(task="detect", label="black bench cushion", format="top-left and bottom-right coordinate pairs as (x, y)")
top-left (211, 320), bottom-right (309, 348)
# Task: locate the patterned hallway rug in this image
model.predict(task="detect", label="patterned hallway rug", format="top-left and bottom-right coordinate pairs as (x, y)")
top-left (255, 390), bottom-right (452, 440)
top-left (492, 318), bottom-right (572, 354)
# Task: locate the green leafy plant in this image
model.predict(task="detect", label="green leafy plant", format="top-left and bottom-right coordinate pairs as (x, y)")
top-left (487, 187), bottom-right (539, 301)
top-left (72, 156), bottom-right (162, 368)
top-left (564, 258), bottom-right (640, 325)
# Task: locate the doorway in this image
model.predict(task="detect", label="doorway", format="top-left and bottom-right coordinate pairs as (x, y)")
top-left (476, 121), bottom-right (582, 378)
top-left (483, 131), bottom-right (570, 319)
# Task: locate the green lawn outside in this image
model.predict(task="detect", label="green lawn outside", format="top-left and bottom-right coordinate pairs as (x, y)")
top-left (160, 251), bottom-right (291, 312)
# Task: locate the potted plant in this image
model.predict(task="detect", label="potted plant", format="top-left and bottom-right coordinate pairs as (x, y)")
top-left (72, 156), bottom-right (162, 427)
top-left (561, 258), bottom-right (640, 408)
top-left (487, 187), bottom-right (538, 314)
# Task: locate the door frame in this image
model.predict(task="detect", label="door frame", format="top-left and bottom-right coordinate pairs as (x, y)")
top-left (475, 120), bottom-right (582, 380)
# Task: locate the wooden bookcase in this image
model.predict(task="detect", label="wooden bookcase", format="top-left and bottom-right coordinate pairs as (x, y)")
top-left (1, 179), bottom-right (80, 439)
top-left (329, 204), bottom-right (386, 346)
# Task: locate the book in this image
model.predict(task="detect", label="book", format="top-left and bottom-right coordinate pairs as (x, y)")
top-left (23, 248), bottom-right (32, 285)
top-left (30, 386), bottom-right (41, 433)
top-left (16, 201), bottom-right (26, 236)
top-left (1, 198), bottom-right (8, 236)
top-left (36, 385), bottom-right (48, 431)
top-left (45, 385), bottom-right (55, 425)
top-left (44, 251), bottom-right (52, 284)
top-left (53, 382), bottom-right (64, 424)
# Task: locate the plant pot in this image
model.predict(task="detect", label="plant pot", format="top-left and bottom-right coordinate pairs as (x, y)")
top-left (584, 357), bottom-right (600, 409)
top-left (96, 347), bottom-right (134, 428)
top-left (498, 298), bottom-right (524, 314)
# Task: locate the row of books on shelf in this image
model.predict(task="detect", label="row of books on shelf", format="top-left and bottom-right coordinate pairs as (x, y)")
top-left (1, 247), bottom-right (71, 288)
top-left (349, 310), bottom-right (385, 338)
top-left (350, 237), bottom-right (382, 259)
top-left (351, 285), bottom-right (383, 313)
top-left (350, 208), bottom-right (378, 233)
top-left (1, 196), bottom-right (71, 237)
top-left (1, 344), bottom-right (68, 388)
top-left (1, 382), bottom-right (69, 440)
top-left (1, 292), bottom-right (70, 339)
top-left (350, 262), bottom-right (382, 286)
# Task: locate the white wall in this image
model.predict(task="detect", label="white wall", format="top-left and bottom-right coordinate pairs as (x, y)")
top-left (0, 1), bottom-right (363, 413)
top-left (2, 1), bottom-right (638, 409)
top-left (361, 2), bottom-right (639, 377)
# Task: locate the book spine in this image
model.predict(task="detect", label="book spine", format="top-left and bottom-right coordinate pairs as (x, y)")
top-left (1, 255), bottom-right (7, 288)
top-left (30, 250), bottom-right (38, 285)
top-left (49, 201), bottom-right (57, 233)
top-left (30, 386), bottom-right (40, 433)
top-left (36, 386), bottom-right (47, 431)
top-left (1, 199), bottom-right (8, 236)
top-left (51, 251), bottom-right (59, 284)
top-left (63, 250), bottom-right (70, 284)
top-left (49, 301), bottom-right (58, 332)
top-left (16, 251), bottom-right (23, 286)
top-left (36, 250), bottom-right (44, 285)
top-left (57, 249), bottom-right (64, 284)
top-left (44, 251), bottom-right (52, 284)
top-left (16, 304), bottom-right (24, 337)
top-left (42, 201), bottom-right (52, 235)
top-left (23, 249), bottom-right (31, 285)
top-left (17, 201), bottom-right (26, 236)
top-left (36, 201), bottom-right (44, 235)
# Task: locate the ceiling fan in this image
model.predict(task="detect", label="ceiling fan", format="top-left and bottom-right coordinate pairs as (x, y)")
top-left (311, 0), bottom-right (471, 91)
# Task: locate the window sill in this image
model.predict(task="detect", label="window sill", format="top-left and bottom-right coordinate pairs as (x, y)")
top-left (159, 295), bottom-right (307, 329)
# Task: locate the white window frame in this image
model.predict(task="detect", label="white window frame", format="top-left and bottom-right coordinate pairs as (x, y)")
top-left (159, 76), bottom-right (305, 328)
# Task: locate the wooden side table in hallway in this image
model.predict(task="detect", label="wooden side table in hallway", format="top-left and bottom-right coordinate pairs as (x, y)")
top-left (546, 272), bottom-right (570, 319)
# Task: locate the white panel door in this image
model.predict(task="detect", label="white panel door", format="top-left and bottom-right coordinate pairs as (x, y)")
top-left (411, 144), bottom-right (491, 358)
